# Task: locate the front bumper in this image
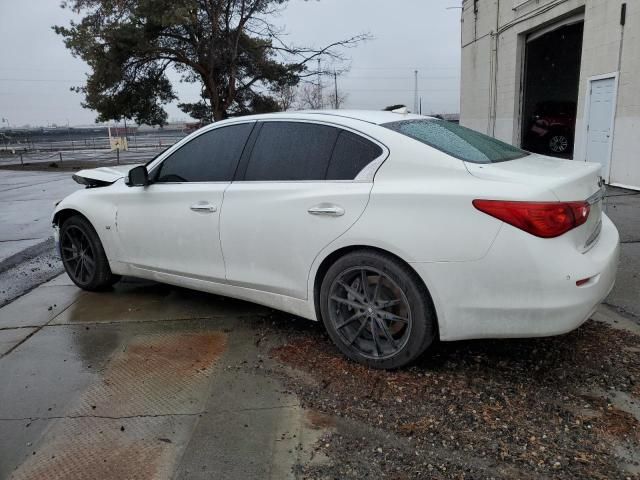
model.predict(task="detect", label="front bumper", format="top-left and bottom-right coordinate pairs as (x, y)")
top-left (411, 214), bottom-right (620, 341)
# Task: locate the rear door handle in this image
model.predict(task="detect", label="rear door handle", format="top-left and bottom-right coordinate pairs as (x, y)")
top-left (308, 204), bottom-right (345, 217)
top-left (190, 202), bottom-right (217, 213)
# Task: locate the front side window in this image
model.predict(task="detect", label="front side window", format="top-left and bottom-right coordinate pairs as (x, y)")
top-left (155, 123), bottom-right (254, 183)
top-left (384, 119), bottom-right (528, 164)
top-left (244, 122), bottom-right (339, 181)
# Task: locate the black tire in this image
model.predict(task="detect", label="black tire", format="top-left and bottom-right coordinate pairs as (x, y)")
top-left (60, 215), bottom-right (120, 291)
top-left (319, 250), bottom-right (436, 369)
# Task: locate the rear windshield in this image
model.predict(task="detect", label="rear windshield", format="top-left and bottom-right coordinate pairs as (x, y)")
top-left (383, 119), bottom-right (529, 163)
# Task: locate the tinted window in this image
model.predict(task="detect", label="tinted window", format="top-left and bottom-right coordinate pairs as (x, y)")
top-left (326, 131), bottom-right (383, 180)
top-left (384, 119), bottom-right (528, 164)
top-left (155, 123), bottom-right (253, 182)
top-left (244, 122), bottom-right (339, 181)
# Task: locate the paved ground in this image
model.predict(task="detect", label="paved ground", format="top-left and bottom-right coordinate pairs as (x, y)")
top-left (0, 170), bottom-right (79, 265)
top-left (0, 275), bottom-right (330, 479)
top-left (0, 170), bottom-right (638, 479)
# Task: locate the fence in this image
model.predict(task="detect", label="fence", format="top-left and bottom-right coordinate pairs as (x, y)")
top-left (0, 133), bottom-right (187, 168)
top-left (1, 132), bottom-right (185, 154)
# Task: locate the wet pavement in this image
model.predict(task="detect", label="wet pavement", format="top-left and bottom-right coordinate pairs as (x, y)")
top-left (0, 170), bottom-right (78, 266)
top-left (0, 275), bottom-right (328, 480)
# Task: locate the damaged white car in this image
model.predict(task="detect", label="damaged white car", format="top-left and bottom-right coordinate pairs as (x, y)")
top-left (53, 111), bottom-right (619, 369)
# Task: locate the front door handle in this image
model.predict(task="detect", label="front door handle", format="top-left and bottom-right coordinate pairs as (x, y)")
top-left (190, 202), bottom-right (217, 213)
top-left (308, 204), bottom-right (345, 217)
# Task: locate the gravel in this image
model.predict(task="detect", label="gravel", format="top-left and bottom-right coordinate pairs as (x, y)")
top-left (263, 316), bottom-right (640, 479)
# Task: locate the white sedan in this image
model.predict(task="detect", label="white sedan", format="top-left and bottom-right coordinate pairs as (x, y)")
top-left (52, 110), bottom-right (619, 369)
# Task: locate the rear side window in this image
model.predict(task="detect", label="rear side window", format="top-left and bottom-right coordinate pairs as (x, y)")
top-left (244, 122), bottom-right (339, 181)
top-left (155, 123), bottom-right (253, 182)
top-left (384, 119), bottom-right (528, 164)
top-left (326, 131), bottom-right (383, 180)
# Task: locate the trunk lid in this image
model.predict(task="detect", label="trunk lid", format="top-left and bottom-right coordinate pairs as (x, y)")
top-left (466, 154), bottom-right (605, 251)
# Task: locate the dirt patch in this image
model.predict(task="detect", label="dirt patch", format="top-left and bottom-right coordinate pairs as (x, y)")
top-left (270, 320), bottom-right (640, 479)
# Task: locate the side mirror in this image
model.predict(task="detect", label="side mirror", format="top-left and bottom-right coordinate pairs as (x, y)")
top-left (126, 165), bottom-right (149, 187)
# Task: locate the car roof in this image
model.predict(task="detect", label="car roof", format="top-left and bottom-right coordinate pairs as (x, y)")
top-left (222, 110), bottom-right (432, 126)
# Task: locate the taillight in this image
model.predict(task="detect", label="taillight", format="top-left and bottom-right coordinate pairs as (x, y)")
top-left (473, 200), bottom-right (590, 238)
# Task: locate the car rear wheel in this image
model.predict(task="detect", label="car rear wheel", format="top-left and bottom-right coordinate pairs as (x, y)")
top-left (60, 215), bottom-right (120, 291)
top-left (319, 250), bottom-right (436, 369)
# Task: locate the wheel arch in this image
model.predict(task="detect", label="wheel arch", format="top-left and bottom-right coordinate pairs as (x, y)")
top-left (53, 206), bottom-right (116, 261)
top-left (312, 245), bottom-right (439, 336)
top-left (52, 207), bottom-right (88, 228)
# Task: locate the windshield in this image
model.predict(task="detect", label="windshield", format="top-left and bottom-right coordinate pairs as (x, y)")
top-left (383, 119), bottom-right (529, 163)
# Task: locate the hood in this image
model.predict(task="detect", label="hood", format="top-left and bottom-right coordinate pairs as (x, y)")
top-left (72, 165), bottom-right (140, 187)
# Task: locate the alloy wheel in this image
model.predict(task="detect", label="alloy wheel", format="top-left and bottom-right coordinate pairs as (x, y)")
top-left (549, 135), bottom-right (569, 153)
top-left (328, 267), bottom-right (412, 360)
top-left (61, 225), bottom-right (96, 285)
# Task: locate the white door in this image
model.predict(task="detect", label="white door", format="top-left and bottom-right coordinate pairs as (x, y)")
top-left (115, 122), bottom-right (254, 281)
top-left (220, 121), bottom-right (384, 299)
top-left (585, 76), bottom-right (616, 180)
top-left (116, 183), bottom-right (228, 280)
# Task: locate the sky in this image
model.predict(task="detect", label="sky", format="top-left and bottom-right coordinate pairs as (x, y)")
top-left (0, 0), bottom-right (462, 127)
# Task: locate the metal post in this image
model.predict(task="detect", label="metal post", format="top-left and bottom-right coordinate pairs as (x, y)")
top-left (334, 70), bottom-right (339, 109)
top-left (317, 58), bottom-right (322, 109)
top-left (413, 70), bottom-right (419, 114)
top-left (116, 147), bottom-right (120, 165)
top-left (59, 152), bottom-right (62, 164)
top-left (20, 153), bottom-right (23, 166)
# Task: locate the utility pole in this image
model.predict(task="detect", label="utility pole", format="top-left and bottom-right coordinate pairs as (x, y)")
top-left (317, 58), bottom-right (323, 109)
top-left (413, 70), bottom-right (419, 114)
top-left (419, 97), bottom-right (423, 115)
top-left (333, 70), bottom-right (339, 109)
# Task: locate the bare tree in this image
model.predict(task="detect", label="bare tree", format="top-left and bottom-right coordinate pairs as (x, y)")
top-left (327, 89), bottom-right (348, 109)
top-left (297, 84), bottom-right (324, 110)
top-left (273, 84), bottom-right (297, 111)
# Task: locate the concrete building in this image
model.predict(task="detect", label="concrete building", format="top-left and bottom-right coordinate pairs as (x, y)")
top-left (460, 0), bottom-right (639, 189)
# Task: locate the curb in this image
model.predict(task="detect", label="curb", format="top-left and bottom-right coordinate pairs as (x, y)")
top-left (0, 237), bottom-right (55, 274)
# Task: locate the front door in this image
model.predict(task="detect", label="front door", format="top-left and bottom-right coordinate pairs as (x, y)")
top-left (220, 121), bottom-right (385, 300)
top-left (585, 76), bottom-right (617, 181)
top-left (115, 122), bottom-right (254, 281)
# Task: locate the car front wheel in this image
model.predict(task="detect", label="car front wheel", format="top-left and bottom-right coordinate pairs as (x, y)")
top-left (60, 215), bottom-right (120, 291)
top-left (319, 250), bottom-right (436, 369)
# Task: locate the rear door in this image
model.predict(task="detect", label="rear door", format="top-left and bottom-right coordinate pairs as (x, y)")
top-left (115, 122), bottom-right (254, 281)
top-left (220, 120), bottom-right (385, 299)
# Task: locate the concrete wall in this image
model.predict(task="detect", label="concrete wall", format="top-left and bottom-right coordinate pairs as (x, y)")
top-left (460, 0), bottom-right (640, 189)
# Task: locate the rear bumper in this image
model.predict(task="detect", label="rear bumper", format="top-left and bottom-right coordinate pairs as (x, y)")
top-left (411, 214), bottom-right (620, 341)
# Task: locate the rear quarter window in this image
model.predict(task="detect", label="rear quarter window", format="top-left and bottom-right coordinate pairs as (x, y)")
top-left (384, 119), bottom-right (528, 164)
top-left (326, 131), bottom-right (383, 180)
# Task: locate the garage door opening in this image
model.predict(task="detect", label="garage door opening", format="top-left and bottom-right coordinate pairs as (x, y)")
top-left (521, 18), bottom-right (584, 158)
